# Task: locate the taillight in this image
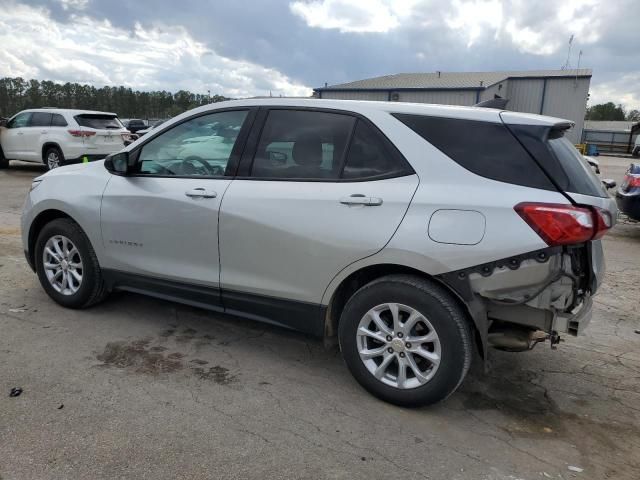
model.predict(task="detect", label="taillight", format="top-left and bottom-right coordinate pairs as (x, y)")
top-left (68, 129), bottom-right (96, 137)
top-left (514, 202), bottom-right (611, 246)
top-left (622, 174), bottom-right (640, 190)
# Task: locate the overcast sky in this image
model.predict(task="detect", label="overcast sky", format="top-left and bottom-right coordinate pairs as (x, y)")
top-left (0, 0), bottom-right (638, 110)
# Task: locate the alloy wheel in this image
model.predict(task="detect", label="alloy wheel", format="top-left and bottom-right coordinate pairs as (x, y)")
top-left (47, 151), bottom-right (60, 169)
top-left (356, 303), bottom-right (441, 389)
top-left (42, 235), bottom-right (83, 295)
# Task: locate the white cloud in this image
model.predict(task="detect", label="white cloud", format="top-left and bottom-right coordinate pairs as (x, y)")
top-left (58, 0), bottom-right (89, 10)
top-left (445, 0), bottom-right (503, 48)
top-left (290, 0), bottom-right (417, 33)
top-left (0, 3), bottom-right (312, 98)
top-left (589, 73), bottom-right (640, 111)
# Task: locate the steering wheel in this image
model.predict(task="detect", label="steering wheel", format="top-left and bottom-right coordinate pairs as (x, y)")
top-left (182, 157), bottom-right (224, 176)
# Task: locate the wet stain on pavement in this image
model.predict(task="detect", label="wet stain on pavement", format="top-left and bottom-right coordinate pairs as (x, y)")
top-left (191, 366), bottom-right (237, 385)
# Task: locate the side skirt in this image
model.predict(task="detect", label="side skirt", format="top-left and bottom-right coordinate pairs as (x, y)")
top-left (102, 269), bottom-right (325, 337)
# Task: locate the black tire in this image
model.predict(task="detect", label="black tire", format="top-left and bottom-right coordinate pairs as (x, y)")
top-left (43, 146), bottom-right (65, 170)
top-left (338, 274), bottom-right (472, 407)
top-left (0, 145), bottom-right (8, 169)
top-left (633, 148), bottom-right (640, 158)
top-left (35, 218), bottom-right (108, 308)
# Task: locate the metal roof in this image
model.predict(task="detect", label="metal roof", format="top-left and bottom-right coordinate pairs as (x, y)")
top-left (317, 69), bottom-right (592, 91)
top-left (584, 120), bottom-right (640, 132)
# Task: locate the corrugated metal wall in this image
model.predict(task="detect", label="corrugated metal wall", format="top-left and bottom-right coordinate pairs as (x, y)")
top-left (320, 91), bottom-right (388, 101)
top-left (479, 81), bottom-right (508, 102)
top-left (507, 79), bottom-right (544, 113)
top-left (393, 90), bottom-right (477, 105)
top-left (540, 77), bottom-right (590, 144)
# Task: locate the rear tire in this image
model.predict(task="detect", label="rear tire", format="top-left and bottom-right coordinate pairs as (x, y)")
top-left (0, 146), bottom-right (8, 169)
top-left (338, 274), bottom-right (472, 407)
top-left (44, 146), bottom-right (65, 170)
top-left (35, 218), bottom-right (108, 308)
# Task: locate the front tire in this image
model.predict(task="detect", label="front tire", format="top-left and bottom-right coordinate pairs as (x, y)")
top-left (35, 218), bottom-right (108, 308)
top-left (339, 274), bottom-right (473, 407)
top-left (44, 146), bottom-right (65, 170)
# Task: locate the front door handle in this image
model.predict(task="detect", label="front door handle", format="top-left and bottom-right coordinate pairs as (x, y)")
top-left (340, 194), bottom-right (383, 206)
top-left (185, 187), bottom-right (217, 199)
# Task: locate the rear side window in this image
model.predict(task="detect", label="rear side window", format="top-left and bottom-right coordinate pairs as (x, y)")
top-left (30, 112), bottom-right (52, 127)
top-left (51, 114), bottom-right (68, 127)
top-left (75, 114), bottom-right (122, 130)
top-left (251, 110), bottom-right (354, 179)
top-left (547, 132), bottom-right (607, 197)
top-left (393, 113), bottom-right (555, 190)
top-left (342, 120), bottom-right (410, 179)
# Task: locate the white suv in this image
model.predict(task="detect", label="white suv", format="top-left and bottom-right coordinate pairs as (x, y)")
top-left (21, 99), bottom-right (616, 406)
top-left (0, 108), bottom-right (131, 170)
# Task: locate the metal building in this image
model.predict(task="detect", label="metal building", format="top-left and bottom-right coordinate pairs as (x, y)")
top-left (582, 120), bottom-right (640, 154)
top-left (315, 69), bottom-right (591, 143)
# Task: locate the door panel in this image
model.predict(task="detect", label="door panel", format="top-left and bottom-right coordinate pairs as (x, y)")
top-left (219, 175), bottom-right (419, 304)
top-left (1, 112), bottom-right (32, 157)
top-left (100, 176), bottom-right (231, 286)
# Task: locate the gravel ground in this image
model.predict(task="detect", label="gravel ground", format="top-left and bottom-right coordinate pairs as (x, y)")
top-left (1, 157), bottom-right (639, 480)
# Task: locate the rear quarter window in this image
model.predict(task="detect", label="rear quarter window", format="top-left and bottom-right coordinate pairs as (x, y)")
top-left (393, 113), bottom-right (555, 190)
top-left (547, 132), bottom-right (608, 198)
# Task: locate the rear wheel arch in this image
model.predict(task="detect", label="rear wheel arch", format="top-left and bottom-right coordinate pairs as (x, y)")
top-left (324, 263), bottom-right (484, 357)
top-left (41, 142), bottom-right (63, 162)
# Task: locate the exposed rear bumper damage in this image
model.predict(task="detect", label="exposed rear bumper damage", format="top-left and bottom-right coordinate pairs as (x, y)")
top-left (438, 242), bottom-right (601, 356)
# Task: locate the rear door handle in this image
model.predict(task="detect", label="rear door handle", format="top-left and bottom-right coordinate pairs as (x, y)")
top-left (185, 187), bottom-right (217, 199)
top-left (340, 194), bottom-right (383, 206)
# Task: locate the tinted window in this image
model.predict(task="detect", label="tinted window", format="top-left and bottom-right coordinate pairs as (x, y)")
top-left (51, 114), bottom-right (68, 127)
top-left (393, 113), bottom-right (555, 190)
top-left (7, 112), bottom-right (32, 128)
top-left (136, 110), bottom-right (248, 177)
top-left (547, 132), bottom-right (607, 197)
top-left (342, 120), bottom-right (410, 179)
top-left (30, 112), bottom-right (52, 127)
top-left (75, 114), bottom-right (122, 129)
top-left (251, 110), bottom-right (355, 179)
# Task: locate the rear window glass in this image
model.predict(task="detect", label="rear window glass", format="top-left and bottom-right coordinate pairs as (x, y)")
top-left (393, 113), bottom-right (555, 190)
top-left (547, 132), bottom-right (607, 197)
top-left (75, 114), bottom-right (123, 130)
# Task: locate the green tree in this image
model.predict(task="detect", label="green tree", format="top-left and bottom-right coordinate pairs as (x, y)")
top-left (0, 77), bottom-right (228, 120)
top-left (585, 102), bottom-right (626, 121)
top-left (627, 109), bottom-right (640, 122)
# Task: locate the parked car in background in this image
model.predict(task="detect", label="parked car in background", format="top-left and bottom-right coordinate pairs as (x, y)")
top-left (616, 163), bottom-right (640, 221)
top-left (21, 99), bottom-right (615, 406)
top-left (0, 109), bottom-right (132, 170)
top-left (123, 119), bottom-right (147, 134)
top-left (135, 119), bottom-right (167, 137)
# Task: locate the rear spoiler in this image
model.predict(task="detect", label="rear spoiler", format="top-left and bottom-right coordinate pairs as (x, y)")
top-left (473, 98), bottom-right (509, 109)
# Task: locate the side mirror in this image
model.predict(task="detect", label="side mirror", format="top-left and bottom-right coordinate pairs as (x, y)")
top-left (602, 179), bottom-right (616, 189)
top-left (104, 151), bottom-right (133, 175)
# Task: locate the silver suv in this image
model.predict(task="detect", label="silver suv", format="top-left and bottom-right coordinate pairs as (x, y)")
top-left (21, 99), bottom-right (616, 406)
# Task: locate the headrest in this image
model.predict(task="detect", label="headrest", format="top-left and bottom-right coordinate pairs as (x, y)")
top-left (292, 134), bottom-right (323, 167)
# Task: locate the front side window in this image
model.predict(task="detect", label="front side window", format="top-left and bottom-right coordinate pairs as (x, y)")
top-left (7, 112), bottom-right (32, 128)
top-left (30, 112), bottom-right (53, 127)
top-left (136, 110), bottom-right (249, 177)
top-left (251, 110), bottom-right (355, 179)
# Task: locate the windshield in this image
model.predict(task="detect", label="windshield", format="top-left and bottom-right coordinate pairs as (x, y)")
top-left (75, 114), bottom-right (123, 130)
